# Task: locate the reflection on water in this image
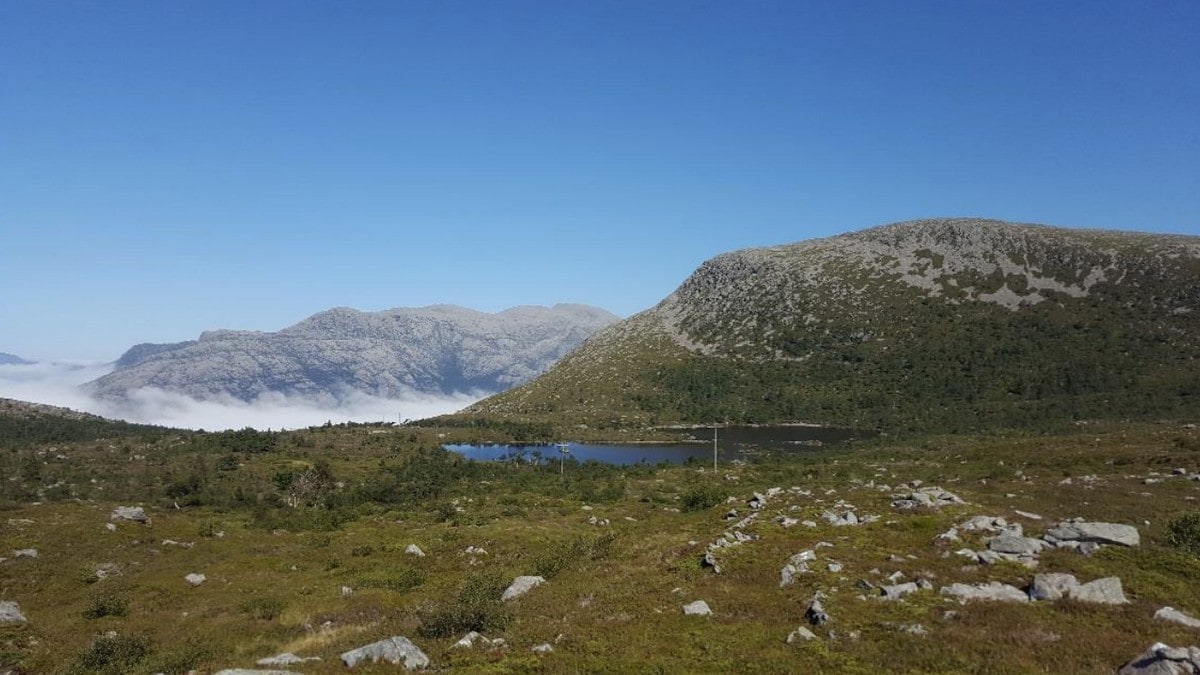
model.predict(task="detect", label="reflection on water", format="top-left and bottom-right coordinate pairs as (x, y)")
top-left (444, 425), bottom-right (870, 466)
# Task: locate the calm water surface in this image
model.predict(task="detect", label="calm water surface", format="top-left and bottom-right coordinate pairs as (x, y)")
top-left (444, 425), bottom-right (870, 466)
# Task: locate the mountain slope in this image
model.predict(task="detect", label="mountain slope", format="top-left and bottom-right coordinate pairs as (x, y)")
top-left (463, 218), bottom-right (1200, 432)
top-left (89, 304), bottom-right (618, 402)
top-left (0, 352), bottom-right (31, 365)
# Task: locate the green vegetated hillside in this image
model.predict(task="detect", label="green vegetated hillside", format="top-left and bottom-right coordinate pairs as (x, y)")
top-left (461, 218), bottom-right (1200, 432)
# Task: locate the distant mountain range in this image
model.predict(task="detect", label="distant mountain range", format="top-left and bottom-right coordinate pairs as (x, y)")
top-left (0, 353), bottom-right (31, 365)
top-left (88, 304), bottom-right (618, 402)
top-left (462, 218), bottom-right (1200, 432)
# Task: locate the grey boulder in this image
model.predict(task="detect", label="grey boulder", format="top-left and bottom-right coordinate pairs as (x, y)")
top-left (501, 575), bottom-right (545, 601)
top-left (987, 535), bottom-right (1046, 556)
top-left (940, 582), bottom-right (1029, 603)
top-left (256, 653), bottom-right (320, 666)
top-left (1157, 607), bottom-right (1200, 629)
top-left (1070, 576), bottom-right (1128, 604)
top-left (1119, 643), bottom-right (1200, 674)
top-left (682, 600), bottom-right (712, 616)
top-left (787, 626), bottom-right (817, 642)
top-left (881, 582), bottom-right (920, 600)
top-left (0, 601), bottom-right (26, 623)
top-left (111, 506), bottom-right (150, 523)
top-left (1028, 573), bottom-right (1080, 601)
top-left (341, 636), bottom-right (429, 669)
top-left (1045, 520), bottom-right (1140, 547)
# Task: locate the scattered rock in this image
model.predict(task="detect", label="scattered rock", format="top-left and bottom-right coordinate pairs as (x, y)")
top-left (787, 626), bottom-right (817, 642)
top-left (987, 535), bottom-right (1046, 556)
top-left (340, 636), bottom-right (430, 669)
top-left (256, 653), bottom-right (321, 666)
top-left (1071, 577), bottom-right (1128, 604)
top-left (213, 669), bottom-right (302, 675)
top-left (1118, 643), bottom-right (1200, 675)
top-left (881, 582), bottom-right (920, 600)
top-left (185, 573), bottom-right (207, 586)
top-left (1014, 510), bottom-right (1043, 520)
top-left (501, 575), bottom-right (545, 601)
top-left (532, 643), bottom-right (554, 654)
top-left (702, 550), bottom-right (722, 574)
top-left (940, 582), bottom-right (1029, 603)
top-left (405, 544), bottom-right (426, 557)
top-left (823, 510), bottom-right (859, 527)
top-left (110, 506), bottom-right (150, 523)
top-left (91, 563), bottom-right (119, 581)
top-left (12, 549), bottom-right (37, 559)
top-left (0, 601), bottom-right (26, 623)
top-left (213, 662), bottom-right (302, 667)
top-left (805, 593), bottom-right (830, 626)
top-left (1044, 520), bottom-right (1140, 547)
top-left (161, 539), bottom-right (194, 548)
top-left (340, 586), bottom-right (354, 597)
top-left (959, 515), bottom-right (1010, 533)
top-left (104, 523), bottom-right (117, 532)
top-left (1028, 573), bottom-right (1080, 601)
top-left (1157, 607), bottom-right (1200, 629)
top-left (682, 600), bottom-right (712, 616)
top-left (453, 631), bottom-right (504, 649)
top-left (892, 487), bottom-right (965, 510)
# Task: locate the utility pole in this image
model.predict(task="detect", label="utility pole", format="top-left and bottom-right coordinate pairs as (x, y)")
top-left (557, 442), bottom-right (570, 476)
top-left (713, 425), bottom-right (718, 471)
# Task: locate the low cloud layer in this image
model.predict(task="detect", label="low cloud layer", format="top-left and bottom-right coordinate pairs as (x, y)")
top-left (0, 362), bottom-right (483, 431)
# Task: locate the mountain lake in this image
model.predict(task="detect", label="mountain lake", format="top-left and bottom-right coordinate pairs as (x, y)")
top-left (444, 425), bottom-right (873, 465)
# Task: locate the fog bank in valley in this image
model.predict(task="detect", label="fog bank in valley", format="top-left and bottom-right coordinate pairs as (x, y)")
top-left (0, 362), bottom-right (483, 430)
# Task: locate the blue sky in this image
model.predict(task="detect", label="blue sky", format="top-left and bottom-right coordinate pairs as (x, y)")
top-left (2, 0), bottom-right (1198, 361)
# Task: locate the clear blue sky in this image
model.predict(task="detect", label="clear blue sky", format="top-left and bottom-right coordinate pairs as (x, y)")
top-left (2, 0), bottom-right (1198, 361)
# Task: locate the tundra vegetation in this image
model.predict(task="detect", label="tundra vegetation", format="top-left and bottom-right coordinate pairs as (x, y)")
top-left (3, 406), bottom-right (1200, 673)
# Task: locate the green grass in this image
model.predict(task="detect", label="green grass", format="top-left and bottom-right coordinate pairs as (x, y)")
top-left (2, 419), bottom-right (1200, 672)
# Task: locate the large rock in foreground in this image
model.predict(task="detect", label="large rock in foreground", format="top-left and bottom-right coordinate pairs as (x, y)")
top-left (1119, 643), bottom-right (1200, 674)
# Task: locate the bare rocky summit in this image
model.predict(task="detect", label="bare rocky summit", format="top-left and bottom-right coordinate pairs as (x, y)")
top-left (88, 304), bottom-right (617, 403)
top-left (465, 218), bottom-right (1200, 431)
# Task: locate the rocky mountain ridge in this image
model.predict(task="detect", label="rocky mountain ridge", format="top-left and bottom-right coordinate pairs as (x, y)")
top-left (89, 304), bottom-right (618, 402)
top-left (464, 218), bottom-right (1200, 432)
